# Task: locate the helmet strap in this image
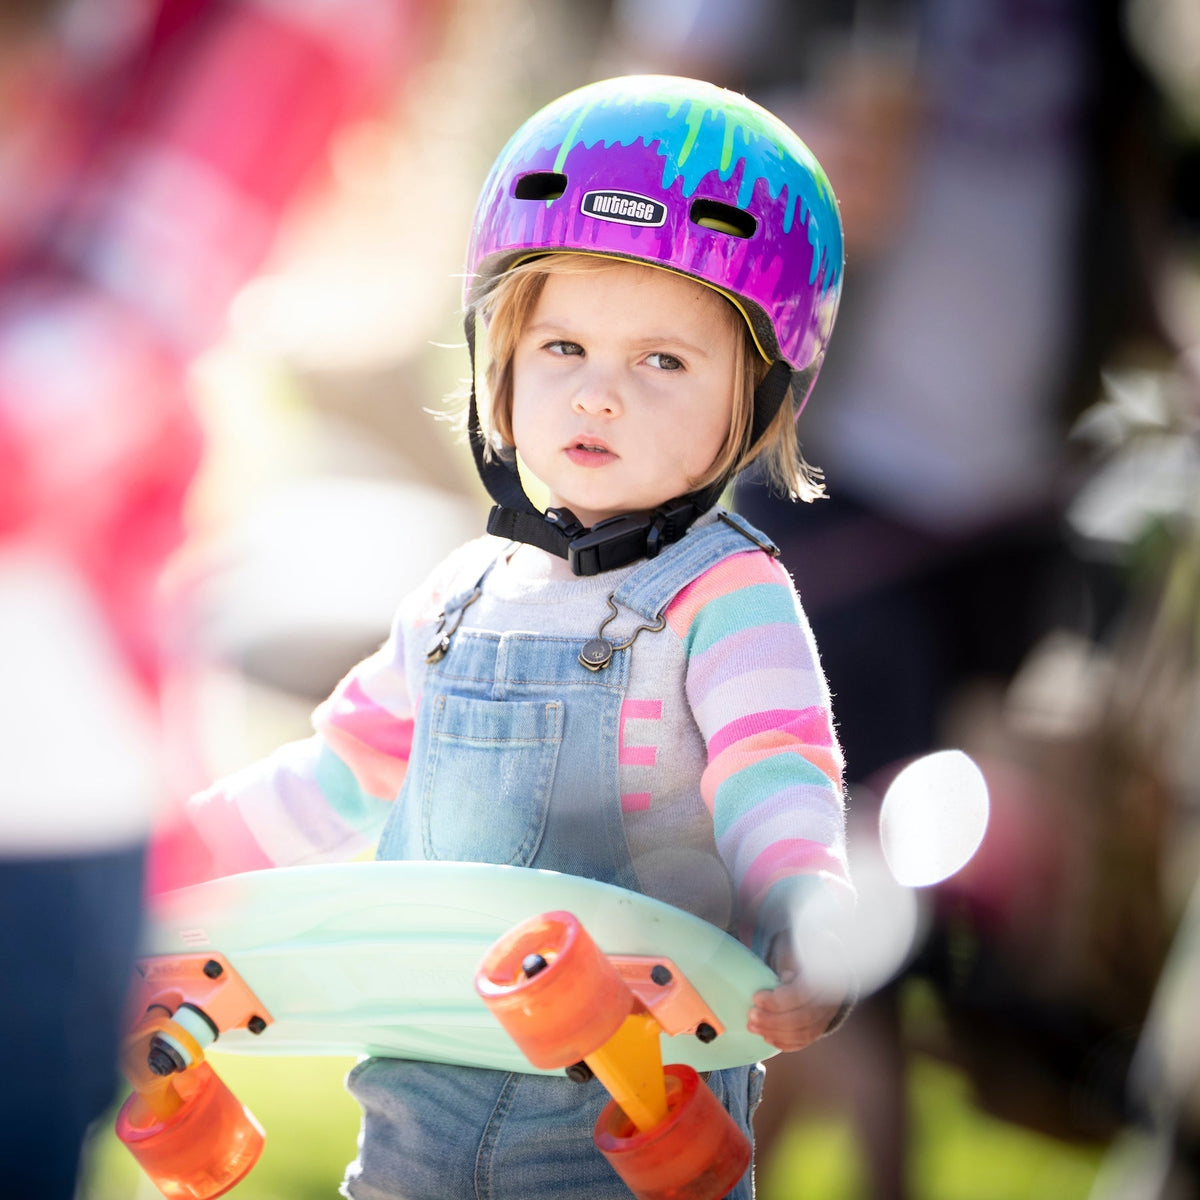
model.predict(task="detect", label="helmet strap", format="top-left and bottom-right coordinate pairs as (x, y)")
top-left (464, 312), bottom-right (792, 575)
top-left (747, 358), bottom-right (793, 444)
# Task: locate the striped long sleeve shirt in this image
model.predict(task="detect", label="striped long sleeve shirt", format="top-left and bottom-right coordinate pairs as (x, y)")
top-left (185, 511), bottom-right (852, 958)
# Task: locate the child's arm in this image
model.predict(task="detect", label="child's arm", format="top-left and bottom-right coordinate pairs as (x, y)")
top-left (176, 538), bottom-right (496, 882)
top-left (181, 616), bottom-right (416, 880)
top-left (671, 548), bottom-right (854, 1049)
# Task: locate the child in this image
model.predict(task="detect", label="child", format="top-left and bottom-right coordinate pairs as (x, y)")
top-left (183, 75), bottom-right (852, 1199)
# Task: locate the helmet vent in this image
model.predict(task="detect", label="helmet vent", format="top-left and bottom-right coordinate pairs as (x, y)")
top-left (513, 172), bottom-right (568, 201)
top-left (690, 199), bottom-right (756, 239)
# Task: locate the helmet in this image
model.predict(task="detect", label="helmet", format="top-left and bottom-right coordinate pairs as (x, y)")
top-left (463, 75), bottom-right (843, 575)
top-left (466, 74), bottom-right (843, 381)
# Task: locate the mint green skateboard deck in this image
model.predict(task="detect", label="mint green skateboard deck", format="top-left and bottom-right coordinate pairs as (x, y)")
top-left (133, 861), bottom-right (779, 1074)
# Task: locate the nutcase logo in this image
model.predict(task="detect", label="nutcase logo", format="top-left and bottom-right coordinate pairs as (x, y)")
top-left (581, 190), bottom-right (667, 227)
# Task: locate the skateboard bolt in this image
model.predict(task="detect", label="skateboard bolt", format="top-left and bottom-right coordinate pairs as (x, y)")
top-left (147, 1038), bottom-right (186, 1077)
top-left (248, 1016), bottom-right (267, 1034)
top-left (566, 1062), bottom-right (594, 1084)
top-left (521, 953), bottom-right (549, 978)
top-left (696, 1022), bottom-right (718, 1044)
top-left (203, 960), bottom-right (223, 979)
top-left (650, 964), bottom-right (673, 986)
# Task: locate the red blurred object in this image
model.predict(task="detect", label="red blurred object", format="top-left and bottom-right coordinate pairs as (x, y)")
top-left (2, 0), bottom-right (445, 675)
top-left (0, 0), bottom-right (445, 699)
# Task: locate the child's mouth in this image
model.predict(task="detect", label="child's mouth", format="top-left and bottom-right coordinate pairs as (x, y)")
top-left (565, 440), bottom-right (616, 465)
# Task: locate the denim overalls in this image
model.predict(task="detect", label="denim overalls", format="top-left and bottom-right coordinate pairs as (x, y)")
top-left (342, 513), bottom-right (774, 1200)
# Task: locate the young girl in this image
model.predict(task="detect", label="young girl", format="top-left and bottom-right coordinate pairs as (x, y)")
top-left (183, 75), bottom-right (851, 1199)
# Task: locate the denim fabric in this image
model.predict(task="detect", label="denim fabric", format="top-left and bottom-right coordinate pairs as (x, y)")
top-left (343, 1058), bottom-right (765, 1200)
top-left (376, 627), bottom-right (637, 887)
top-left (349, 515), bottom-right (773, 1198)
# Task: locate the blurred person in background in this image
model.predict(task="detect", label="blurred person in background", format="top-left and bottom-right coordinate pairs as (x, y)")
top-left (1079, 345), bottom-right (1200, 1200)
top-left (607, 0), bottom-right (1185, 1195)
top-left (0, 1), bottom-right (441, 1194)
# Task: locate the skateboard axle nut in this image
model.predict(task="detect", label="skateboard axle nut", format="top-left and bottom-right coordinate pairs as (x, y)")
top-left (521, 953), bottom-right (549, 978)
top-left (147, 1038), bottom-right (186, 1077)
top-left (203, 960), bottom-right (223, 979)
top-left (650, 965), bottom-right (672, 986)
top-left (247, 1016), bottom-right (267, 1034)
top-left (696, 1023), bottom-right (718, 1044)
top-left (566, 1061), bottom-right (594, 1083)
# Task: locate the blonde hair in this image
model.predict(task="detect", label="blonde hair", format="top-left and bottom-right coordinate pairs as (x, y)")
top-left (469, 253), bottom-right (823, 502)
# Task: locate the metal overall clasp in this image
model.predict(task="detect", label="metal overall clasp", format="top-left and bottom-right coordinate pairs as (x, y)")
top-left (425, 587), bottom-right (482, 664)
top-left (579, 595), bottom-right (666, 672)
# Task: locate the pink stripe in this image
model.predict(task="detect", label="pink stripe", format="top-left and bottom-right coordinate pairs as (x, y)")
top-left (621, 745), bottom-right (657, 767)
top-left (707, 706), bottom-right (833, 759)
top-left (189, 795), bottom-right (275, 875)
top-left (621, 792), bottom-right (652, 813)
top-left (320, 678), bottom-right (413, 759)
top-left (619, 698), bottom-right (661, 767)
top-left (740, 839), bottom-right (846, 905)
top-left (322, 724), bottom-right (409, 800)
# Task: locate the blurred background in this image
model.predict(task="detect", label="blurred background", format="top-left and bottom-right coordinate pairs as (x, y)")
top-left (1, 0), bottom-right (1198, 1197)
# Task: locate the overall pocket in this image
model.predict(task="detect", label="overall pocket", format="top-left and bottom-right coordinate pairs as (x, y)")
top-left (419, 694), bottom-right (563, 866)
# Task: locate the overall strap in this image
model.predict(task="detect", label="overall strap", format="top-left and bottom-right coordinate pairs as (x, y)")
top-left (420, 541), bottom-right (510, 665)
top-left (611, 510), bottom-right (780, 623)
top-left (437, 539), bottom-right (510, 618)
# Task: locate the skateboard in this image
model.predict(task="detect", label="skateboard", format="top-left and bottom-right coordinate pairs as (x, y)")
top-left (116, 860), bottom-right (778, 1199)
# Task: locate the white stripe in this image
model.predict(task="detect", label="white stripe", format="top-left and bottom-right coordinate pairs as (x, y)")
top-left (690, 666), bottom-right (824, 736)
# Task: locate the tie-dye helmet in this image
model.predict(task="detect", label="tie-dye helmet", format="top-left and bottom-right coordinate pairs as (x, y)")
top-left (465, 74), bottom-right (843, 390)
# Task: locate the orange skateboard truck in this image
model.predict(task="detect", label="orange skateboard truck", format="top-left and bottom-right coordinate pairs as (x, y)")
top-left (476, 910), bottom-right (753, 1200)
top-left (115, 952), bottom-right (271, 1198)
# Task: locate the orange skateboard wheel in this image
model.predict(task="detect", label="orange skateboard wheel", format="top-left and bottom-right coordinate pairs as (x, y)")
top-left (594, 1063), bottom-right (752, 1200)
top-left (116, 1060), bottom-right (264, 1199)
top-left (476, 910), bottom-right (631, 1068)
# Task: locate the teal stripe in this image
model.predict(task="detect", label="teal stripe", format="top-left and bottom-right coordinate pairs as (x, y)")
top-left (314, 745), bottom-right (393, 838)
top-left (687, 582), bottom-right (796, 658)
top-left (713, 753), bottom-right (832, 841)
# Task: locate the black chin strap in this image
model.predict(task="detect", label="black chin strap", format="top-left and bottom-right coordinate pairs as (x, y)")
top-left (465, 311), bottom-right (792, 576)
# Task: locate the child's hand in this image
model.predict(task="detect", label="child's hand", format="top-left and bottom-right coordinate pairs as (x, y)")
top-left (746, 940), bottom-right (848, 1053)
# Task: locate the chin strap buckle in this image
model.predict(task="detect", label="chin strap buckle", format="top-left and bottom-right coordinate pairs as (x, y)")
top-left (565, 499), bottom-right (702, 576)
top-left (488, 500), bottom-right (706, 576)
top-left (544, 507), bottom-right (585, 540)
top-left (566, 514), bottom-right (654, 576)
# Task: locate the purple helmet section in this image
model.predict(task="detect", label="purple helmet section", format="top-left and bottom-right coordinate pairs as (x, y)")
top-left (465, 75), bottom-right (843, 372)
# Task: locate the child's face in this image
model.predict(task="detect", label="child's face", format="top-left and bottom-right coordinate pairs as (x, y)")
top-left (510, 261), bottom-right (739, 529)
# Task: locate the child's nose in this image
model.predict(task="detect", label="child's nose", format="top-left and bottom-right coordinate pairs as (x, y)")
top-left (571, 365), bottom-right (623, 417)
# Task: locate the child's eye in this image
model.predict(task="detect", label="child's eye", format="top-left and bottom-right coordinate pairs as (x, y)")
top-left (646, 352), bottom-right (684, 371)
top-left (545, 340), bottom-right (584, 357)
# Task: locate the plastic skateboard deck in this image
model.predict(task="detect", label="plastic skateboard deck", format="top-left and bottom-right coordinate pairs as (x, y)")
top-left (131, 860), bottom-right (779, 1074)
